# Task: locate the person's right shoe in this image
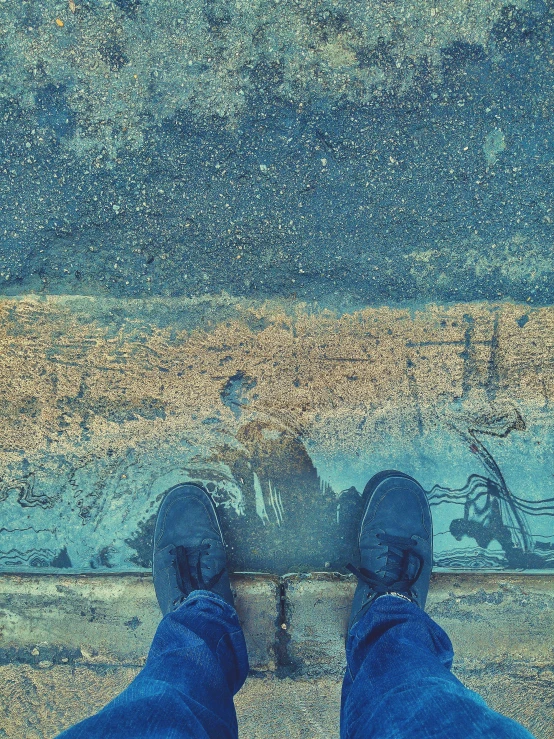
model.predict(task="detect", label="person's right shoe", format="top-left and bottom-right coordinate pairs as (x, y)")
top-left (347, 470), bottom-right (433, 631)
top-left (152, 483), bottom-right (234, 616)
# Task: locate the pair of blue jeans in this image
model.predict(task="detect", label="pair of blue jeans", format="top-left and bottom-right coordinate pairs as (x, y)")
top-left (58, 592), bottom-right (535, 738)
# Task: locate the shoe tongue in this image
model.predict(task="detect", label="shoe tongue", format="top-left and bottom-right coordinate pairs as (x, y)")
top-left (381, 538), bottom-right (419, 585)
top-left (173, 541), bottom-right (215, 592)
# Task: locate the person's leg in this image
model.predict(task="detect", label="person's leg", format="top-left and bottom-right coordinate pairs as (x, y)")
top-left (341, 594), bottom-right (535, 738)
top-left (57, 483), bottom-right (248, 739)
top-left (341, 470), bottom-right (536, 739)
top-left (58, 590), bottom-right (247, 738)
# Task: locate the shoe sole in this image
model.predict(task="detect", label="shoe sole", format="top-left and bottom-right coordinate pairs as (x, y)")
top-left (360, 469), bottom-right (433, 546)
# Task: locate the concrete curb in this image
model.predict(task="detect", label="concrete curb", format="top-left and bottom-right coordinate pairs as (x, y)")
top-left (1, 573), bottom-right (553, 738)
top-left (1, 572), bottom-right (553, 674)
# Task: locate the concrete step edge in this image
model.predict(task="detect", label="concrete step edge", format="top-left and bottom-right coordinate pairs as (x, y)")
top-left (1, 572), bottom-right (553, 675)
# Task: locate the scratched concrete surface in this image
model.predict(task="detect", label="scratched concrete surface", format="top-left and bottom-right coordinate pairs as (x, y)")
top-left (0, 295), bottom-right (553, 574)
top-left (0, 573), bottom-right (552, 738)
top-left (2, 2), bottom-right (554, 736)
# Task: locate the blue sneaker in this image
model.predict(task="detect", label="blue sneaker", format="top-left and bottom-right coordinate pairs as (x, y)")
top-left (153, 483), bottom-right (234, 615)
top-left (347, 470), bottom-right (433, 630)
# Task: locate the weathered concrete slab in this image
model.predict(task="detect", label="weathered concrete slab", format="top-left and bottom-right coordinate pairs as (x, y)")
top-left (282, 573), bottom-right (554, 737)
top-left (0, 574), bottom-right (279, 672)
top-left (284, 573), bottom-right (554, 676)
top-left (284, 573), bottom-right (353, 677)
top-left (3, 665), bottom-right (553, 739)
top-left (282, 572), bottom-right (554, 737)
top-left (0, 665), bottom-right (343, 739)
top-left (1, 296), bottom-right (554, 574)
top-left (0, 573), bottom-right (552, 738)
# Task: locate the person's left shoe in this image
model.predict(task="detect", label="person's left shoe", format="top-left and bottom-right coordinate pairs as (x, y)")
top-left (346, 470), bottom-right (433, 631)
top-left (153, 483), bottom-right (234, 615)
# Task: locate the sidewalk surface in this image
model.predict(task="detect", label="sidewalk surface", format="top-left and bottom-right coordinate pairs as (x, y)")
top-left (1, 573), bottom-right (553, 738)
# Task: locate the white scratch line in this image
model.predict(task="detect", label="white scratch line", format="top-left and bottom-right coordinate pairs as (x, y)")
top-left (268, 479), bottom-right (282, 526)
top-left (253, 472), bottom-right (270, 526)
top-left (276, 486), bottom-right (285, 523)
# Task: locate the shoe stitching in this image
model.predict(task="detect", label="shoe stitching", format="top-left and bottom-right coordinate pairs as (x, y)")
top-left (360, 484), bottom-right (430, 543)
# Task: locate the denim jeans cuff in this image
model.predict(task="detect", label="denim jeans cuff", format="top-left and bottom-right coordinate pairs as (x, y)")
top-left (181, 589), bottom-right (236, 613)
